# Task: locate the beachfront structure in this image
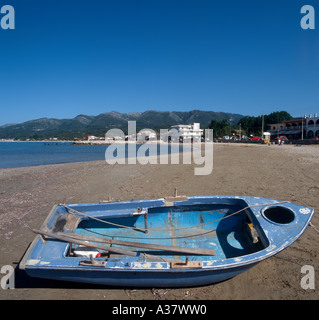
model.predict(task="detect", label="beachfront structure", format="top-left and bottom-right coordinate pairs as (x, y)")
top-left (306, 114), bottom-right (319, 139)
top-left (267, 114), bottom-right (319, 140)
top-left (163, 123), bottom-right (203, 142)
top-left (267, 118), bottom-right (306, 140)
top-left (136, 129), bottom-right (157, 141)
top-left (88, 135), bottom-right (105, 141)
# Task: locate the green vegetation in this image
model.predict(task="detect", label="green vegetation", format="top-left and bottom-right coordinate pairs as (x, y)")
top-left (209, 111), bottom-right (293, 139)
top-left (208, 119), bottom-right (232, 138)
top-left (238, 111), bottom-right (292, 137)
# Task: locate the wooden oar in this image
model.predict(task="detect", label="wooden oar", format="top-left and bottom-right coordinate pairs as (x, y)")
top-left (57, 231), bottom-right (216, 256)
top-left (31, 229), bottom-right (175, 262)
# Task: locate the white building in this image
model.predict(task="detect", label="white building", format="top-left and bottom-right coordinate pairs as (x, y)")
top-left (88, 135), bottom-right (98, 141)
top-left (164, 123), bottom-right (203, 142)
top-left (305, 113), bottom-right (319, 139)
top-left (136, 129), bottom-right (157, 142)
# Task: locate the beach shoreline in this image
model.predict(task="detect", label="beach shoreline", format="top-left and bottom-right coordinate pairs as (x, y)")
top-left (0, 144), bottom-right (318, 299)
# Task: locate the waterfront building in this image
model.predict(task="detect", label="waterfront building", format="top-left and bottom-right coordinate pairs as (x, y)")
top-left (267, 118), bottom-right (306, 140)
top-left (267, 113), bottom-right (319, 140)
top-left (306, 114), bottom-right (319, 139)
top-left (164, 123), bottom-right (203, 142)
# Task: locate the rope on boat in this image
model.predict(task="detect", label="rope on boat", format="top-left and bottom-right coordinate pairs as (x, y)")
top-left (168, 201), bottom-right (289, 232)
top-left (61, 204), bottom-right (147, 233)
top-left (61, 201), bottom-right (289, 239)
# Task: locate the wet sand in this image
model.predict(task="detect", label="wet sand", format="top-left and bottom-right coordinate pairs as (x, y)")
top-left (0, 143), bottom-right (318, 300)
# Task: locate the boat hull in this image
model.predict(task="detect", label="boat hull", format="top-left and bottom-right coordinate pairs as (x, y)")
top-left (23, 262), bottom-right (258, 287)
top-left (20, 196), bottom-right (314, 288)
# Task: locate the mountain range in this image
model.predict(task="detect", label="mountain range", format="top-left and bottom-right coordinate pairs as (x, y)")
top-left (0, 110), bottom-right (244, 140)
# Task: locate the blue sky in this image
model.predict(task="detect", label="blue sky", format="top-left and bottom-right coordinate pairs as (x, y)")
top-left (0, 0), bottom-right (318, 125)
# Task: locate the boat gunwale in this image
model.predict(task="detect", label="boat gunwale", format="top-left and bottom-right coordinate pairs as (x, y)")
top-left (20, 196), bottom-right (314, 273)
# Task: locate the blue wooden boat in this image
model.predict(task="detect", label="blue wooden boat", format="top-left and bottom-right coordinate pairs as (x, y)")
top-left (20, 196), bottom-right (313, 287)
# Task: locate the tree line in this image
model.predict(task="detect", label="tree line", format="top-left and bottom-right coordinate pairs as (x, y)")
top-left (208, 111), bottom-right (292, 138)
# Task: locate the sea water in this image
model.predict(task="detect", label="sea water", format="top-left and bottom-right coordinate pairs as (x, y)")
top-left (0, 142), bottom-right (186, 169)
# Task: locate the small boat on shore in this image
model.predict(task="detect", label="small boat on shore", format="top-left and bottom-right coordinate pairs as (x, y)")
top-left (20, 195), bottom-right (313, 287)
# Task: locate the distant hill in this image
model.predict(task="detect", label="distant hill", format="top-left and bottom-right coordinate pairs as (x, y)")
top-left (0, 110), bottom-right (244, 140)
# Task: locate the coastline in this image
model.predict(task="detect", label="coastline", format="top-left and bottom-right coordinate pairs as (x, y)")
top-left (0, 144), bottom-right (318, 299)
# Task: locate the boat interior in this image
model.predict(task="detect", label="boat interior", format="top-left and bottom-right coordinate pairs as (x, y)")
top-left (65, 202), bottom-right (269, 262)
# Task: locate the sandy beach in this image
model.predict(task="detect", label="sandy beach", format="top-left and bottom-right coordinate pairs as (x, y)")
top-left (0, 143), bottom-right (318, 300)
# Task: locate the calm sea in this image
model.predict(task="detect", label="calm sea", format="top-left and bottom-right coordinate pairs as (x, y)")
top-left (0, 142), bottom-right (185, 169)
